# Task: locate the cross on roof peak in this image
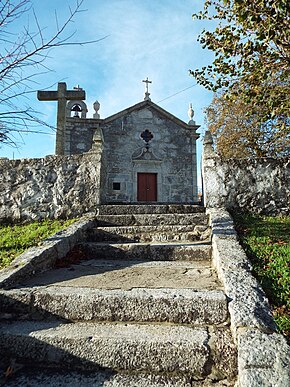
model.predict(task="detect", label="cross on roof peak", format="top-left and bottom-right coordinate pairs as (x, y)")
top-left (142, 77), bottom-right (152, 101)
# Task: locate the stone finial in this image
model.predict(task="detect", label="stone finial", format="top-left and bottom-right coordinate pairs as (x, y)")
top-left (203, 130), bottom-right (214, 145)
top-left (93, 100), bottom-right (100, 119)
top-left (188, 103), bottom-right (196, 125)
top-left (203, 130), bottom-right (216, 159)
top-left (91, 126), bottom-right (103, 153)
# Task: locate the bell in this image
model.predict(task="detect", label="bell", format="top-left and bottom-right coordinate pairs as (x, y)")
top-left (72, 104), bottom-right (82, 118)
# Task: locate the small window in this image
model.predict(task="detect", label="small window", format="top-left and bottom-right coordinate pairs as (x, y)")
top-left (113, 182), bottom-right (121, 190)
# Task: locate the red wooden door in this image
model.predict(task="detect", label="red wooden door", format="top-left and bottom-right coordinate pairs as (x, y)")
top-left (137, 173), bottom-right (157, 202)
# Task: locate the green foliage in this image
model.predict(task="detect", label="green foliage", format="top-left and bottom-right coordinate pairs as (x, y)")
top-left (233, 212), bottom-right (290, 341)
top-left (191, 0), bottom-right (290, 129)
top-left (205, 92), bottom-right (290, 158)
top-left (0, 219), bottom-right (76, 269)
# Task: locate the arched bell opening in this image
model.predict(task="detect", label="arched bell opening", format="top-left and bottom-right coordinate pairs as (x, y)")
top-left (66, 100), bottom-right (88, 118)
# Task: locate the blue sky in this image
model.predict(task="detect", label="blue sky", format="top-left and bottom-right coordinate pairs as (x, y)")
top-left (1, 0), bottom-right (214, 175)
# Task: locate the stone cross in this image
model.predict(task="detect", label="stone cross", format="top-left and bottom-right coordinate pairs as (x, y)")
top-left (142, 77), bottom-right (152, 101)
top-left (37, 82), bottom-right (85, 155)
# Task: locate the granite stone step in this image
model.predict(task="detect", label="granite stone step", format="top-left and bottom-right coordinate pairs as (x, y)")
top-left (96, 213), bottom-right (209, 227)
top-left (79, 242), bottom-right (212, 261)
top-left (98, 204), bottom-right (205, 215)
top-left (0, 286), bottom-right (227, 325)
top-left (0, 287), bottom-right (228, 325)
top-left (3, 368), bottom-right (237, 387)
top-left (0, 259), bottom-right (224, 324)
top-left (0, 321), bottom-right (237, 379)
top-left (86, 224), bottom-right (211, 243)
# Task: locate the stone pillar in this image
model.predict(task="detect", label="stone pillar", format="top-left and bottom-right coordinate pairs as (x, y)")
top-left (202, 131), bottom-right (225, 208)
top-left (191, 135), bottom-right (198, 202)
top-left (88, 126), bottom-right (103, 206)
top-left (188, 109), bottom-right (199, 203)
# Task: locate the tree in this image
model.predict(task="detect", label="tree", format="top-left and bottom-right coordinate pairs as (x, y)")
top-left (190, 0), bottom-right (290, 129)
top-left (0, 0), bottom-right (103, 147)
top-left (205, 92), bottom-right (290, 158)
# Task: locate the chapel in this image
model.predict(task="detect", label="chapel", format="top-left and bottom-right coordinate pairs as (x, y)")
top-left (38, 80), bottom-right (200, 204)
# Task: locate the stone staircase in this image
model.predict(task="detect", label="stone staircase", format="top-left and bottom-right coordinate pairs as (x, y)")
top-left (0, 204), bottom-right (237, 386)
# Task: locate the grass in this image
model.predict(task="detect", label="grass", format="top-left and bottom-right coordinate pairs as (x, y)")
top-left (0, 219), bottom-right (77, 269)
top-left (232, 212), bottom-right (290, 342)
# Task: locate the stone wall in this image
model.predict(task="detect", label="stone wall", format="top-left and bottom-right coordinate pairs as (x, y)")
top-left (202, 131), bottom-right (290, 215)
top-left (0, 151), bottom-right (101, 223)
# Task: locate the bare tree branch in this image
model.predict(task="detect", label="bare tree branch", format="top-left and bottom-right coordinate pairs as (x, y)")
top-left (0, 0), bottom-right (108, 148)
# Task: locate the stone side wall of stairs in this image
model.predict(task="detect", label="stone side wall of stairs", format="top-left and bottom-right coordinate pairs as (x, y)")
top-left (0, 205), bottom-right (288, 386)
top-left (208, 208), bottom-right (289, 387)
